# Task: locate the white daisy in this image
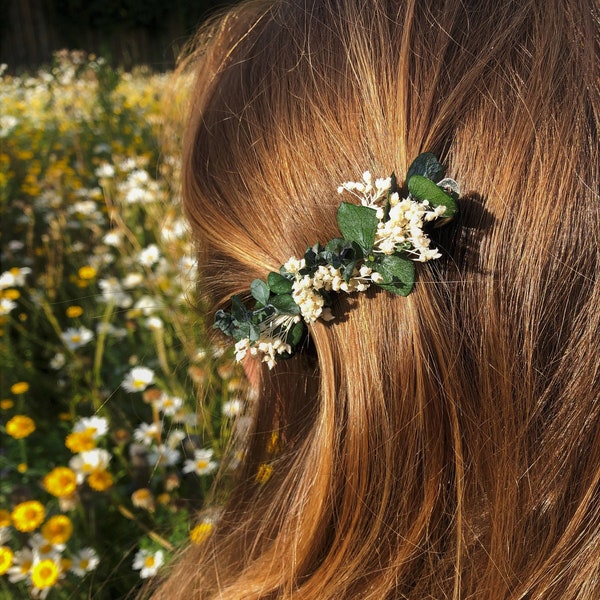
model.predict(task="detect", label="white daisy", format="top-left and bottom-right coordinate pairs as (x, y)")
top-left (182, 448), bottom-right (218, 476)
top-left (132, 549), bottom-right (164, 579)
top-left (222, 399), bottom-right (243, 418)
top-left (121, 366), bottom-right (155, 393)
top-left (133, 422), bottom-right (161, 446)
top-left (0, 267), bottom-right (31, 289)
top-left (7, 547), bottom-right (34, 583)
top-left (138, 245), bottom-right (160, 267)
top-left (102, 230), bottom-right (122, 246)
top-left (134, 295), bottom-right (160, 315)
top-left (0, 298), bottom-right (17, 315)
top-left (147, 444), bottom-right (181, 467)
top-left (49, 353), bottom-right (66, 370)
top-left (61, 327), bottom-right (94, 350)
top-left (73, 416), bottom-right (108, 438)
top-left (121, 273), bottom-right (144, 289)
top-left (98, 277), bottom-right (132, 308)
top-left (166, 429), bottom-right (186, 448)
top-left (29, 533), bottom-right (65, 561)
top-left (69, 448), bottom-right (112, 483)
top-left (154, 393), bottom-right (183, 417)
top-left (145, 316), bottom-right (164, 331)
top-left (70, 547), bottom-right (99, 577)
top-left (95, 163), bottom-right (115, 179)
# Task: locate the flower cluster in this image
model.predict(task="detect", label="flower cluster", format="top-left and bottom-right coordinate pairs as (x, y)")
top-left (47, 416), bottom-right (113, 496)
top-left (287, 259), bottom-right (374, 324)
top-left (1, 502), bottom-right (99, 598)
top-left (234, 334), bottom-right (295, 370)
top-left (0, 52), bottom-right (244, 599)
top-left (215, 153), bottom-right (459, 368)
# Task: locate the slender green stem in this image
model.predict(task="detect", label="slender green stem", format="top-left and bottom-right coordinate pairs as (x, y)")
top-left (18, 439), bottom-right (27, 468)
top-left (153, 327), bottom-right (170, 376)
top-left (92, 299), bottom-right (116, 407)
top-left (39, 297), bottom-right (65, 340)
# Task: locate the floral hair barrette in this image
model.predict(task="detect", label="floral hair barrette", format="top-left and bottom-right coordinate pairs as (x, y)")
top-left (214, 153), bottom-right (459, 368)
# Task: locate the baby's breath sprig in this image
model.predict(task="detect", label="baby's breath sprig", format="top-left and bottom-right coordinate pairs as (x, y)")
top-left (214, 153), bottom-right (459, 368)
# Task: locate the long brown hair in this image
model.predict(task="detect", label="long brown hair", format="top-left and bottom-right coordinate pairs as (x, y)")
top-left (151, 0), bottom-right (600, 597)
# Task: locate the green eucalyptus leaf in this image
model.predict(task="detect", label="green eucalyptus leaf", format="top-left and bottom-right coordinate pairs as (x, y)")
top-left (304, 244), bottom-right (323, 268)
top-left (337, 202), bottom-right (378, 251)
top-left (323, 238), bottom-right (362, 271)
top-left (373, 255), bottom-right (415, 296)
top-left (250, 279), bottom-right (270, 306)
top-left (287, 321), bottom-right (305, 348)
top-left (340, 240), bottom-right (364, 262)
top-left (247, 322), bottom-right (260, 343)
top-left (229, 321), bottom-right (249, 342)
top-left (270, 294), bottom-right (301, 316)
top-left (340, 261), bottom-right (360, 282)
top-left (267, 272), bottom-right (293, 294)
top-left (214, 309), bottom-right (234, 336)
top-left (406, 152), bottom-right (445, 183)
top-left (231, 295), bottom-right (247, 321)
top-left (324, 237), bottom-right (350, 254)
top-left (408, 175), bottom-right (457, 218)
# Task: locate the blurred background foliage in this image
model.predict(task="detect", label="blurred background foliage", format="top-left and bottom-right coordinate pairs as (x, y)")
top-left (0, 34), bottom-right (254, 600)
top-left (0, 3), bottom-right (255, 598)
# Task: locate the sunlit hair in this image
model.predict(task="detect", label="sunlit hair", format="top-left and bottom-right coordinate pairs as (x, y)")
top-left (149, 0), bottom-right (599, 598)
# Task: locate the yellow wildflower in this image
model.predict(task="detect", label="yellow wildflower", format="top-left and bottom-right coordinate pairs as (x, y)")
top-left (131, 488), bottom-right (155, 511)
top-left (60, 557), bottom-right (73, 572)
top-left (11, 500), bottom-right (45, 532)
top-left (3, 289), bottom-right (20, 300)
top-left (5, 415), bottom-right (35, 439)
top-left (17, 463), bottom-right (27, 473)
top-left (0, 509), bottom-right (11, 527)
top-left (10, 381), bottom-right (29, 395)
top-left (190, 522), bottom-right (213, 545)
top-left (157, 493), bottom-right (170, 506)
top-left (66, 305), bottom-right (84, 318)
top-left (0, 399), bottom-right (14, 409)
top-left (0, 546), bottom-right (13, 575)
top-left (77, 266), bottom-right (97, 280)
top-left (266, 431), bottom-right (281, 455)
top-left (87, 469), bottom-right (113, 491)
top-left (31, 559), bottom-right (60, 590)
top-left (43, 466), bottom-right (78, 498)
top-left (255, 463), bottom-right (273, 484)
top-left (65, 429), bottom-right (96, 453)
top-left (42, 515), bottom-right (73, 545)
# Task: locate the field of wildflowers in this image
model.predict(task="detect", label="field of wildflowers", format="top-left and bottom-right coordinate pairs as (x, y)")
top-left (0, 51), bottom-right (246, 599)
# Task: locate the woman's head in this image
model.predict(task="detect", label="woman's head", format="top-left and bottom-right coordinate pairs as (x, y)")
top-left (155, 0), bottom-right (599, 597)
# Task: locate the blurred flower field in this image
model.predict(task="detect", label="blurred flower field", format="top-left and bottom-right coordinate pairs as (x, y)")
top-left (0, 51), bottom-right (246, 599)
